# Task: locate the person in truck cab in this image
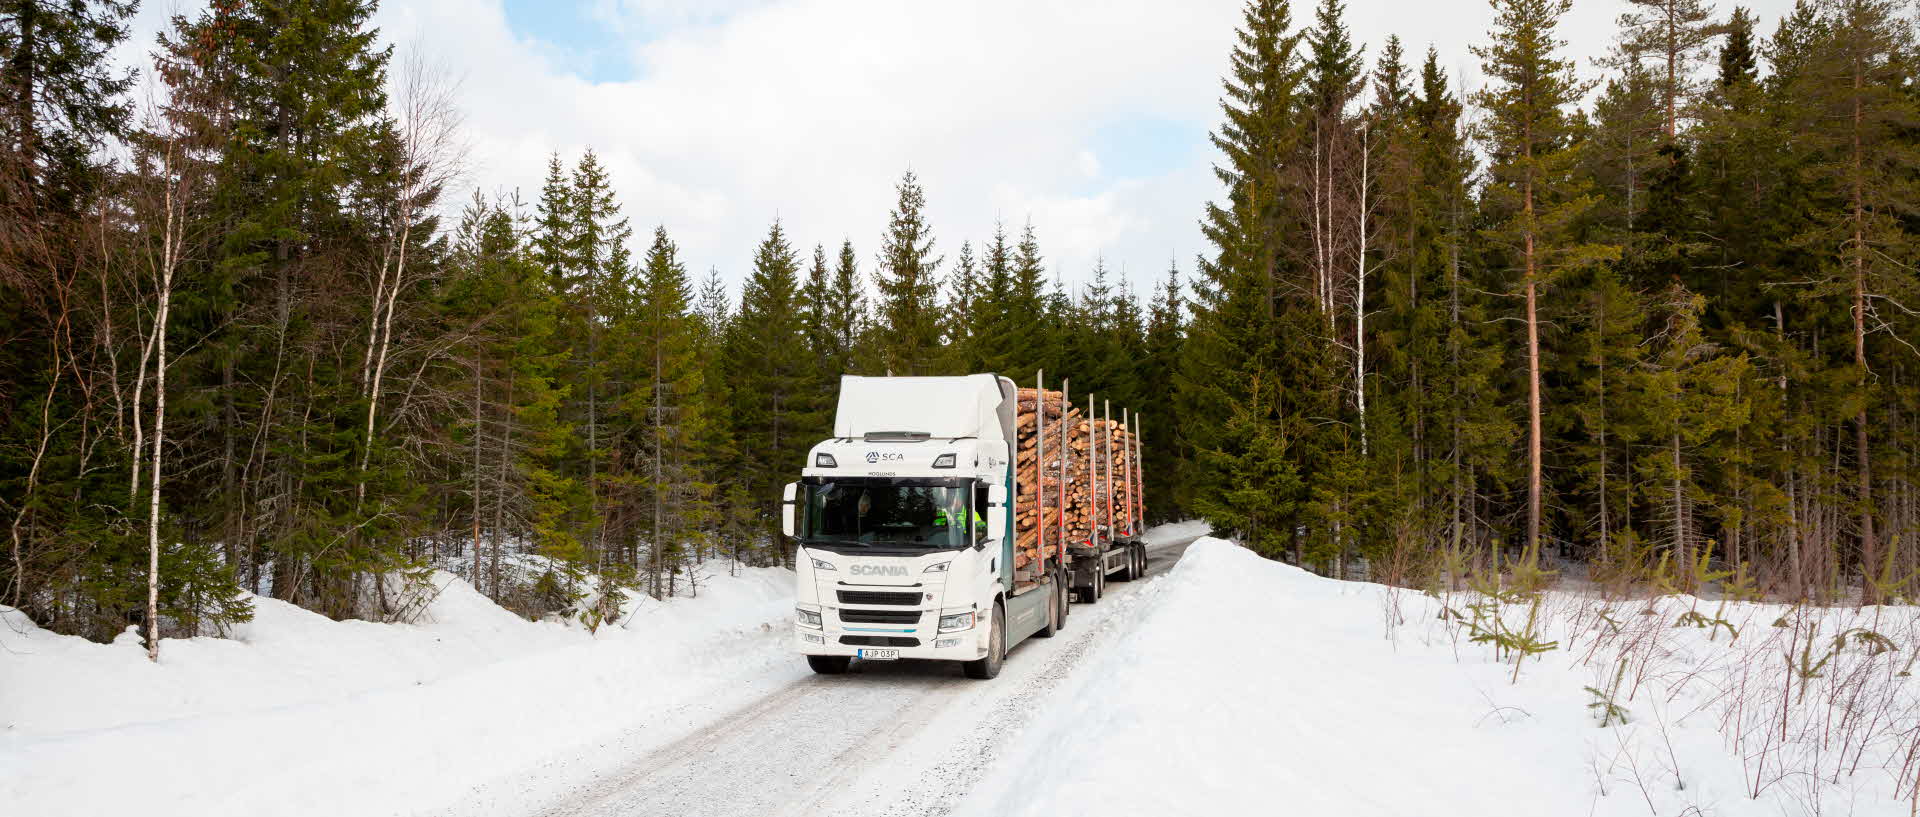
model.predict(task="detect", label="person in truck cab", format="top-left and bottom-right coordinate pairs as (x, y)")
top-left (932, 491), bottom-right (981, 534)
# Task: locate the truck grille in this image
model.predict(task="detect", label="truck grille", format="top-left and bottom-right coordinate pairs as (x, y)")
top-left (837, 590), bottom-right (921, 606)
top-left (838, 609), bottom-right (922, 625)
top-left (840, 635), bottom-right (920, 647)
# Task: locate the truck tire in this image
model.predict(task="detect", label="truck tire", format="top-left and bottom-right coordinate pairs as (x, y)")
top-left (1056, 568), bottom-right (1070, 629)
top-left (1134, 544), bottom-right (1147, 578)
top-left (1034, 582), bottom-right (1061, 638)
top-left (1115, 547), bottom-right (1135, 582)
top-left (963, 603), bottom-right (1005, 680)
top-left (808, 655), bottom-right (851, 675)
top-left (1087, 566), bottom-right (1103, 603)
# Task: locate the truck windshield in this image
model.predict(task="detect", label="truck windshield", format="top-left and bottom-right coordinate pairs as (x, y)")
top-left (803, 479), bottom-right (978, 550)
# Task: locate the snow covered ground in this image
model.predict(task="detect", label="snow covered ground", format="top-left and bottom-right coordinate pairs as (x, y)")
top-left (961, 537), bottom-right (1920, 817)
top-left (1, 562), bottom-right (794, 816)
top-left (9, 528), bottom-right (1914, 817)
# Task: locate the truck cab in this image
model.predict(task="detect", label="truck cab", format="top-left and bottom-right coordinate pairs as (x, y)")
top-left (784, 374), bottom-right (1068, 680)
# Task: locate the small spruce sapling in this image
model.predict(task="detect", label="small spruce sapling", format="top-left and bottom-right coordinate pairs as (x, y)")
top-left (1585, 657), bottom-right (1632, 727)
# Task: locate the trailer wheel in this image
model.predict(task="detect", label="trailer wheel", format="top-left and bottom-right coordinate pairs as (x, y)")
top-left (963, 603), bottom-right (1005, 680)
top-left (1115, 547), bottom-right (1135, 582)
top-left (1034, 582), bottom-right (1061, 638)
top-left (1087, 565), bottom-right (1103, 603)
top-left (1057, 568), bottom-right (1070, 629)
top-left (807, 655), bottom-right (850, 675)
top-left (1134, 544), bottom-right (1147, 578)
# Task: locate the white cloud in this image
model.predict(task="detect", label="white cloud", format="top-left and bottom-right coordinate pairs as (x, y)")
top-left (1076, 150), bottom-right (1101, 180)
top-left (117, 0), bottom-right (1805, 302)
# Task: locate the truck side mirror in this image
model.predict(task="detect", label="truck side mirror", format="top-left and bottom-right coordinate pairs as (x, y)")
top-left (986, 483), bottom-right (1007, 544)
top-left (781, 482), bottom-right (799, 538)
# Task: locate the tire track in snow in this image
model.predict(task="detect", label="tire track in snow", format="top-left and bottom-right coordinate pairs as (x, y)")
top-left (455, 536), bottom-right (1200, 817)
top-left (807, 536), bottom-right (1197, 817)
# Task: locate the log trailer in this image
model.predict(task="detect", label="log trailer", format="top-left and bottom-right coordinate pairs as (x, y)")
top-left (783, 373), bottom-right (1148, 679)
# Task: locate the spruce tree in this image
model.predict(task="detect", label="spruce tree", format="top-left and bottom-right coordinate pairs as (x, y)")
top-left (1142, 263), bottom-right (1189, 518)
top-left (801, 243), bottom-right (834, 371)
top-left (1718, 6), bottom-right (1760, 88)
top-left (1180, 0), bottom-right (1315, 558)
top-left (561, 149), bottom-right (632, 576)
top-left (946, 240), bottom-right (982, 370)
top-left (725, 220), bottom-right (819, 554)
top-left (872, 170), bottom-right (944, 375)
top-left (533, 154), bottom-right (573, 287)
top-left (1009, 220), bottom-right (1053, 377)
top-left (624, 227), bottom-right (711, 593)
top-left (826, 238), bottom-right (866, 374)
top-left (0, 0), bottom-right (136, 213)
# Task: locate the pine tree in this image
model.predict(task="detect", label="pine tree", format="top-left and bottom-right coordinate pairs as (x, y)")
top-left (1788, 0), bottom-right (1919, 601)
top-left (1473, 0), bottom-right (1618, 560)
top-left (1614, 0), bottom-right (1722, 139)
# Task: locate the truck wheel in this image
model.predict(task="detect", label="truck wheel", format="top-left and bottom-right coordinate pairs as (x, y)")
top-left (963, 603), bottom-right (1005, 680)
top-left (1056, 570), bottom-right (1071, 629)
top-left (808, 655), bottom-right (851, 675)
top-left (1035, 582), bottom-right (1061, 638)
top-left (1115, 547), bottom-right (1135, 582)
top-left (1134, 544), bottom-right (1147, 577)
top-left (1088, 566), bottom-right (1104, 603)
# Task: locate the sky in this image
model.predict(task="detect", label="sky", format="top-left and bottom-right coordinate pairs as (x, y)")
top-left (117, 0), bottom-right (1804, 302)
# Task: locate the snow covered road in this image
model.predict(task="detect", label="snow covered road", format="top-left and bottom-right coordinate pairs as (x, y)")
top-left (442, 532), bottom-right (1203, 817)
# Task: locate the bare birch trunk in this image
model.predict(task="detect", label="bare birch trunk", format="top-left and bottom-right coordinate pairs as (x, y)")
top-left (146, 143), bottom-right (183, 662)
top-left (1354, 124), bottom-right (1369, 456)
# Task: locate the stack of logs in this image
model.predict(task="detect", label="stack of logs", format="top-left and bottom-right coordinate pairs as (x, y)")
top-left (1010, 387), bottom-right (1143, 576)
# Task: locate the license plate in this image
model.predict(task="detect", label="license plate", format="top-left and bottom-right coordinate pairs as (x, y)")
top-left (857, 648), bottom-right (899, 661)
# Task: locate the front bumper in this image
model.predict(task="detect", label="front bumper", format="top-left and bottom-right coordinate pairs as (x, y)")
top-left (795, 619), bottom-right (987, 661)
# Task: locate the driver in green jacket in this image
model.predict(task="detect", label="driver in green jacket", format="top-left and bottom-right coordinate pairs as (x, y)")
top-left (933, 492), bottom-right (982, 533)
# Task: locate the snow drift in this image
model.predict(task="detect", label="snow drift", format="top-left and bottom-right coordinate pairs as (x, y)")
top-left (1, 564), bottom-right (796, 816)
top-left (960, 537), bottom-right (1920, 817)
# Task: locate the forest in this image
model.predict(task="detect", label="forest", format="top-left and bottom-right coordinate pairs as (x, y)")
top-left (2, 0), bottom-right (1917, 648)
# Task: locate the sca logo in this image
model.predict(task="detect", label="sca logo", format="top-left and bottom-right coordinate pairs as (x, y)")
top-left (865, 451), bottom-right (903, 464)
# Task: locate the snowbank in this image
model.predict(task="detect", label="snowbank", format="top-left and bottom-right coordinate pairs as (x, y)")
top-left (961, 537), bottom-right (1920, 817)
top-left (1, 563), bottom-right (796, 816)
top-left (1142, 518), bottom-right (1210, 545)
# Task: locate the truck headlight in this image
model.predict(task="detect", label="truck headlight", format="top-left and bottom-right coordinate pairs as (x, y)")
top-left (923, 561), bottom-right (950, 573)
top-left (797, 608), bottom-right (823, 629)
top-left (938, 611), bottom-right (975, 632)
top-left (932, 453), bottom-right (956, 468)
top-left (811, 558), bottom-right (836, 571)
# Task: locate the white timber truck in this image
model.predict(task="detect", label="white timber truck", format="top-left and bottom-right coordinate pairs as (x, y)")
top-left (783, 373), bottom-right (1146, 680)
